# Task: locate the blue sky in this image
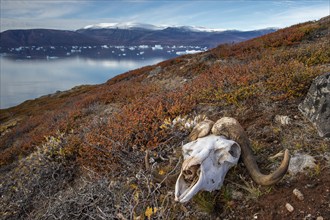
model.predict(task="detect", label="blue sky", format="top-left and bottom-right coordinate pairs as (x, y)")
top-left (0, 0), bottom-right (329, 31)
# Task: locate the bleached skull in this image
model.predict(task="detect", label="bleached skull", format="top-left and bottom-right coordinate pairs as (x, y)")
top-left (175, 135), bottom-right (241, 203)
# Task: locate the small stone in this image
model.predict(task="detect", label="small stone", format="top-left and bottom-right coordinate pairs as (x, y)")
top-left (231, 190), bottom-right (243, 200)
top-left (316, 216), bottom-right (324, 220)
top-left (304, 214), bottom-right (312, 220)
top-left (305, 183), bottom-right (317, 188)
top-left (109, 180), bottom-right (117, 188)
top-left (285, 203), bottom-right (294, 212)
top-left (293, 188), bottom-right (304, 200)
top-left (149, 157), bottom-right (155, 163)
top-left (275, 115), bottom-right (291, 125)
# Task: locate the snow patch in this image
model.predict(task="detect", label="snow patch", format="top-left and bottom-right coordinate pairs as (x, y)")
top-left (152, 45), bottom-right (163, 50)
top-left (176, 50), bottom-right (204, 55)
top-left (83, 22), bottom-right (164, 30)
top-left (82, 22), bottom-right (227, 32)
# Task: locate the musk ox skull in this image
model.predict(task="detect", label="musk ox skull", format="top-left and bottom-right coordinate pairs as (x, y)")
top-left (175, 117), bottom-right (290, 203)
top-left (175, 135), bottom-right (241, 203)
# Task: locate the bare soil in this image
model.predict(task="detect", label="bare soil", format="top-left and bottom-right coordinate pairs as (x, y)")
top-left (239, 169), bottom-right (330, 220)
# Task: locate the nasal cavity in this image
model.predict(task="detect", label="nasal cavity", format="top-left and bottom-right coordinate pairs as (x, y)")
top-left (183, 164), bottom-right (200, 182)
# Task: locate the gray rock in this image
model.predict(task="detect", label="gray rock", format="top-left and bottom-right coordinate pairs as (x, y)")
top-left (288, 153), bottom-right (316, 175)
top-left (298, 72), bottom-right (330, 138)
top-left (148, 66), bottom-right (162, 78)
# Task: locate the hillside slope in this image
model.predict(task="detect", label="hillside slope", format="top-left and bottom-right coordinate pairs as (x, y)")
top-left (0, 16), bottom-right (329, 219)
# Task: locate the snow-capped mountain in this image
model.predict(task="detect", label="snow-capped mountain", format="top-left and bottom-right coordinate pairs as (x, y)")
top-left (76, 23), bottom-right (276, 47)
top-left (179, 26), bottom-right (226, 32)
top-left (83, 22), bottom-right (165, 31)
top-left (82, 22), bottom-right (226, 32)
top-left (0, 23), bottom-right (277, 54)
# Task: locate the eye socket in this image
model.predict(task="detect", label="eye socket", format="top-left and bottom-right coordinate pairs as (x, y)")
top-left (229, 143), bottom-right (240, 158)
top-left (216, 143), bottom-right (240, 165)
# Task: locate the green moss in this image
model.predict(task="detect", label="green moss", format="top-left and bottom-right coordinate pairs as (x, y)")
top-left (193, 191), bottom-right (218, 214)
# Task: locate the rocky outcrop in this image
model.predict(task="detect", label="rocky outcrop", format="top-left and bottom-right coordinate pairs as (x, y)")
top-left (299, 72), bottom-right (330, 138)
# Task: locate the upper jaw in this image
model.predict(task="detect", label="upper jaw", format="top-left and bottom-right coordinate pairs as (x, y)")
top-left (175, 163), bottom-right (204, 203)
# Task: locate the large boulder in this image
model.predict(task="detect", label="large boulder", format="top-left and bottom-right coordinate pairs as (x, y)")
top-left (298, 72), bottom-right (330, 138)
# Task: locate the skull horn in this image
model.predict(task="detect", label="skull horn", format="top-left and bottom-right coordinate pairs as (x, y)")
top-left (212, 117), bottom-right (290, 186)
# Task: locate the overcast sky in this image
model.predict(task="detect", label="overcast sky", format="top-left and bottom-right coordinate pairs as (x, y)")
top-left (1, 0), bottom-right (329, 32)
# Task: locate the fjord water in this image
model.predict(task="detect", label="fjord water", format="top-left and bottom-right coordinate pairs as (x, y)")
top-left (0, 56), bottom-right (165, 109)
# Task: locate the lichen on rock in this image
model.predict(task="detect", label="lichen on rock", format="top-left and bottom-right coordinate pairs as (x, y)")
top-left (299, 72), bottom-right (330, 138)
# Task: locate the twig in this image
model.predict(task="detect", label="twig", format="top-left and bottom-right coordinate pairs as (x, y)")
top-left (150, 157), bottom-right (182, 195)
top-left (96, 206), bottom-right (107, 219)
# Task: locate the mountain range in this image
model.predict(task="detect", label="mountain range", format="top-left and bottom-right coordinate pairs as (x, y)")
top-left (0, 22), bottom-right (277, 50)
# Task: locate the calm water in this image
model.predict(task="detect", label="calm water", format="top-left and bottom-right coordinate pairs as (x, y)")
top-left (0, 56), bottom-right (166, 109)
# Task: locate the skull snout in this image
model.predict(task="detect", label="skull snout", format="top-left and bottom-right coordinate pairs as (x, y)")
top-left (175, 135), bottom-right (241, 203)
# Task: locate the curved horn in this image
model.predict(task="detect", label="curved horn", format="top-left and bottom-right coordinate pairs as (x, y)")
top-left (211, 117), bottom-right (290, 186)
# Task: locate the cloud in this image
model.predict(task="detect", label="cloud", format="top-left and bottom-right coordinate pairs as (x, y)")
top-left (277, 5), bottom-right (329, 23)
top-left (0, 0), bottom-right (146, 31)
top-left (1, 0), bottom-right (86, 19)
top-left (1, 0), bottom-right (329, 31)
top-left (0, 17), bottom-right (103, 31)
top-left (0, 0), bottom-right (94, 31)
top-left (250, 4), bottom-right (329, 30)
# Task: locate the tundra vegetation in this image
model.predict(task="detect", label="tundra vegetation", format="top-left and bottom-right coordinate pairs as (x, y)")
top-left (0, 16), bottom-right (329, 219)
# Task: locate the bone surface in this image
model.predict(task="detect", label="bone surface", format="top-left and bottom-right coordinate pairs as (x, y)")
top-left (188, 119), bottom-right (214, 141)
top-left (175, 135), bottom-right (241, 203)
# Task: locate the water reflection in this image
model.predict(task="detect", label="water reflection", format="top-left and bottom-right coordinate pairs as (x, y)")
top-left (0, 56), bottom-right (165, 109)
